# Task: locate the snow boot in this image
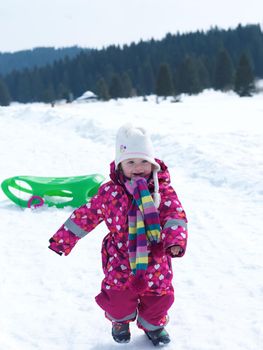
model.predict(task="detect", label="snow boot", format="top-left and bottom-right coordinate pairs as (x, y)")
top-left (112, 322), bottom-right (131, 343)
top-left (145, 327), bottom-right (170, 346)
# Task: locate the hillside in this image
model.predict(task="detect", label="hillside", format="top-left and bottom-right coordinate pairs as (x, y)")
top-left (0, 46), bottom-right (89, 75)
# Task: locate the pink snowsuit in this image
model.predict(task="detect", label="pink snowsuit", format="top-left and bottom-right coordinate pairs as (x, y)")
top-left (49, 159), bottom-right (188, 331)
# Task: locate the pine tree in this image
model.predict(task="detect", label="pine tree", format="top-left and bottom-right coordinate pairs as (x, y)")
top-left (57, 82), bottom-right (70, 101)
top-left (30, 68), bottom-right (44, 101)
top-left (109, 74), bottom-right (123, 99)
top-left (234, 53), bottom-right (255, 96)
top-left (139, 60), bottom-right (155, 95)
top-left (42, 84), bottom-right (56, 103)
top-left (197, 58), bottom-right (211, 90)
top-left (176, 56), bottom-right (201, 94)
top-left (156, 63), bottom-right (174, 98)
top-left (16, 70), bottom-right (32, 102)
top-left (96, 78), bottom-right (110, 101)
top-left (214, 49), bottom-right (234, 90)
top-left (0, 78), bottom-right (11, 106)
top-left (121, 72), bottom-right (133, 98)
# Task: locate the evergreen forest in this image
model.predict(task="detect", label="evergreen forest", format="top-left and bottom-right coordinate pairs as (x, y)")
top-left (0, 24), bottom-right (262, 106)
top-left (0, 46), bottom-right (86, 75)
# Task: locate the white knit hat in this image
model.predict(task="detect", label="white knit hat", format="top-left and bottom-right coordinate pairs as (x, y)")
top-left (115, 123), bottom-right (161, 207)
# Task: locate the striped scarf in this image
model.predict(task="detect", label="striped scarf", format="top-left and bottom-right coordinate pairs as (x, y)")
top-left (125, 177), bottom-right (161, 276)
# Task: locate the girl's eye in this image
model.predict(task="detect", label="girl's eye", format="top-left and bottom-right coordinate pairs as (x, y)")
top-left (142, 160), bottom-right (149, 164)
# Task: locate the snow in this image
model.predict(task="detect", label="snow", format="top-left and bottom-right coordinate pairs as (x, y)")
top-left (75, 90), bottom-right (98, 102)
top-left (0, 90), bottom-right (262, 350)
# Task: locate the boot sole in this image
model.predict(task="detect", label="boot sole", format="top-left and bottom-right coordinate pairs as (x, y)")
top-left (112, 335), bottom-right (130, 343)
top-left (145, 331), bottom-right (170, 346)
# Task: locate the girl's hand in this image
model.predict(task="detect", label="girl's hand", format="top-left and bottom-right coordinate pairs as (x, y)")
top-left (170, 245), bottom-right (182, 256)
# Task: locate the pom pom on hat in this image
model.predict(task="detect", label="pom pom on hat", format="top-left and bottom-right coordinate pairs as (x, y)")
top-left (115, 123), bottom-right (161, 208)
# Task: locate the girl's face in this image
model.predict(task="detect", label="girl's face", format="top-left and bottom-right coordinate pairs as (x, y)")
top-left (120, 158), bottom-right (152, 179)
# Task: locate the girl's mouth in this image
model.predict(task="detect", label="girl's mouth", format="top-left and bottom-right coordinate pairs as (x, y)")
top-left (132, 173), bottom-right (144, 177)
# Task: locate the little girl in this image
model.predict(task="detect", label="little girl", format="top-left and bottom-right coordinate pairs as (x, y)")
top-left (49, 124), bottom-right (188, 346)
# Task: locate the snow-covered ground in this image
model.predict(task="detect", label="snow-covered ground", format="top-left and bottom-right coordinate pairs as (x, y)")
top-left (0, 90), bottom-right (262, 350)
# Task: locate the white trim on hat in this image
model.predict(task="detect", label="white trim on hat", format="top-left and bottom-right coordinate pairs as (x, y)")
top-left (116, 154), bottom-right (160, 171)
top-left (152, 169), bottom-right (161, 208)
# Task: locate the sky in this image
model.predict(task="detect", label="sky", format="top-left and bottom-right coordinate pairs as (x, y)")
top-left (0, 0), bottom-right (262, 53)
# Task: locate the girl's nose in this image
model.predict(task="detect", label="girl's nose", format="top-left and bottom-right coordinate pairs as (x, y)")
top-left (134, 163), bottom-right (143, 172)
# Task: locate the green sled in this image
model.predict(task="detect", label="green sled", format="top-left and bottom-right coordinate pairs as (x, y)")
top-left (1, 174), bottom-right (105, 208)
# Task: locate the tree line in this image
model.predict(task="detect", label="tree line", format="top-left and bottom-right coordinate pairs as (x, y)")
top-left (0, 46), bottom-right (86, 75)
top-left (0, 24), bottom-right (262, 106)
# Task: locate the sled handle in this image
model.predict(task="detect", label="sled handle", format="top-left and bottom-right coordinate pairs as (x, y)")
top-left (1, 177), bottom-right (34, 207)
